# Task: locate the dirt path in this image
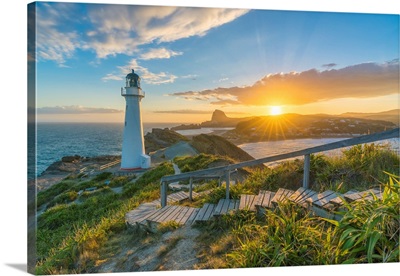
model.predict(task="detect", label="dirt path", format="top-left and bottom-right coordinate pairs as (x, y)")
top-left (94, 225), bottom-right (201, 273)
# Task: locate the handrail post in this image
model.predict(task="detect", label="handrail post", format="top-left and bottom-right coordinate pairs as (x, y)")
top-left (225, 170), bottom-right (231, 199)
top-left (189, 177), bottom-right (193, 201)
top-left (303, 154), bottom-right (310, 189)
top-left (161, 181), bottom-right (167, 207)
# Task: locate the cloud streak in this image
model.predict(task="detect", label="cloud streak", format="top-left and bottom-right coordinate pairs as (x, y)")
top-left (116, 59), bottom-right (178, 85)
top-left (171, 61), bottom-right (399, 106)
top-left (153, 110), bottom-right (212, 114)
top-left (139, 48), bottom-right (183, 60)
top-left (36, 3), bottom-right (81, 66)
top-left (86, 5), bottom-right (249, 58)
top-left (35, 3), bottom-right (248, 65)
top-left (37, 105), bottom-right (122, 114)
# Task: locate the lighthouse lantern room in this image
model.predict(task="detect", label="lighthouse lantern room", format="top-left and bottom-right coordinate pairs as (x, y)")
top-left (120, 69), bottom-right (151, 170)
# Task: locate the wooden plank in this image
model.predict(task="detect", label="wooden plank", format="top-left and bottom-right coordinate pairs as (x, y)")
top-left (362, 190), bottom-right (383, 201)
top-left (311, 191), bottom-right (338, 208)
top-left (248, 195), bottom-right (258, 211)
top-left (126, 208), bottom-right (157, 225)
top-left (162, 205), bottom-right (183, 223)
top-left (213, 199), bottom-right (225, 216)
top-left (179, 208), bottom-right (198, 225)
top-left (154, 205), bottom-right (180, 223)
top-left (279, 189), bottom-right (294, 201)
top-left (174, 207), bottom-right (190, 224)
top-left (329, 190), bottom-right (358, 206)
top-left (297, 191), bottom-right (320, 207)
top-left (203, 204), bottom-right (216, 221)
top-left (221, 198), bottom-right (232, 214)
top-left (234, 199), bottom-right (240, 210)
top-left (346, 189), bottom-right (382, 202)
top-left (151, 206), bottom-right (178, 223)
top-left (145, 206), bottom-right (171, 222)
top-left (239, 195), bottom-right (247, 210)
top-left (259, 191), bottom-right (275, 209)
top-left (295, 190), bottom-right (318, 204)
top-left (187, 209), bottom-right (200, 225)
top-left (289, 187), bottom-right (307, 202)
top-left (194, 203), bottom-right (210, 221)
top-left (271, 188), bottom-right (286, 204)
top-left (255, 190), bottom-right (266, 206)
top-left (228, 199), bottom-right (236, 212)
top-left (239, 195), bottom-right (249, 210)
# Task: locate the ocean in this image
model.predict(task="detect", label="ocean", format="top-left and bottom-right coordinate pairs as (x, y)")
top-left (30, 123), bottom-right (399, 180)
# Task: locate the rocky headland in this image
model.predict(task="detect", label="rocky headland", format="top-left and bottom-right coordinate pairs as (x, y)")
top-left (33, 128), bottom-right (257, 190)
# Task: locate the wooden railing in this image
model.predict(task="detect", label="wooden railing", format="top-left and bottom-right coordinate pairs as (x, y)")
top-left (99, 160), bottom-right (121, 170)
top-left (160, 128), bottom-right (399, 207)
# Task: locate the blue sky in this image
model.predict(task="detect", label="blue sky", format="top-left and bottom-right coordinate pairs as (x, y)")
top-left (31, 1), bottom-right (399, 123)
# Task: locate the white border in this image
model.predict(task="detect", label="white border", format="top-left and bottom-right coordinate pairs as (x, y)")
top-left (1, 1), bottom-right (399, 276)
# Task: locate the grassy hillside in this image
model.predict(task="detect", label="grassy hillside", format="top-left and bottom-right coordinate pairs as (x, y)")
top-left (34, 144), bottom-right (399, 273)
top-left (195, 144), bottom-right (399, 268)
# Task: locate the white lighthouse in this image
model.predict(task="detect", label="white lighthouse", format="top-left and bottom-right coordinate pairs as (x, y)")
top-left (120, 69), bottom-right (151, 170)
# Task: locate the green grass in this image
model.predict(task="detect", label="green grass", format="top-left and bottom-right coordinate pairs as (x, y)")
top-left (35, 162), bottom-right (173, 275)
top-left (174, 153), bottom-right (235, 173)
top-left (35, 145), bottom-right (399, 273)
top-left (195, 173), bottom-right (399, 269)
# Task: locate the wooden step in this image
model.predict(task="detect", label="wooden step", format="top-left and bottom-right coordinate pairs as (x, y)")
top-left (145, 205), bottom-right (200, 225)
top-left (239, 194), bottom-right (258, 211)
top-left (307, 190), bottom-right (338, 208)
top-left (125, 202), bottom-right (159, 226)
top-left (271, 188), bottom-right (295, 206)
top-left (167, 191), bottom-right (190, 204)
top-left (213, 199), bottom-right (239, 216)
top-left (328, 190), bottom-right (358, 207)
top-left (193, 203), bottom-right (216, 223)
top-left (255, 190), bottom-right (276, 209)
top-left (289, 187), bottom-right (318, 205)
top-left (344, 188), bottom-right (382, 202)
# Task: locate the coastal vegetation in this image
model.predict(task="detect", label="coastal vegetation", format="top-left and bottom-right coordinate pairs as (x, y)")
top-left (35, 143), bottom-right (399, 274)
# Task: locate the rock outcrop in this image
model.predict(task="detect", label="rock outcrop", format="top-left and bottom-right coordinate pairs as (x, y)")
top-left (145, 128), bottom-right (190, 153)
top-left (189, 134), bottom-right (254, 163)
top-left (200, 110), bottom-right (253, 127)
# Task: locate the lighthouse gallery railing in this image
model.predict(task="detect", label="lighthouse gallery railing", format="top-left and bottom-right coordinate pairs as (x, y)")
top-left (160, 128), bottom-right (399, 207)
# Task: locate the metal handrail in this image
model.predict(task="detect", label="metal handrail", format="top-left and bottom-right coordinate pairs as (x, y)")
top-left (160, 128), bottom-right (399, 207)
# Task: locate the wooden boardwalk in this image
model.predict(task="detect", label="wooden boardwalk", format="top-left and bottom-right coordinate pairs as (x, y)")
top-left (126, 185), bottom-right (384, 231)
top-left (213, 199), bottom-right (239, 216)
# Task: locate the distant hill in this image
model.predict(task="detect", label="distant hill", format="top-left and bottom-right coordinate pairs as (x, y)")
top-left (221, 112), bottom-right (397, 144)
top-left (339, 109), bottom-right (399, 126)
top-left (200, 110), bottom-right (254, 127)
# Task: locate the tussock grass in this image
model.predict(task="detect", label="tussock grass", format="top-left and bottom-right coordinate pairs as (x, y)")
top-left (35, 145), bottom-right (399, 273)
top-left (35, 162), bottom-right (174, 275)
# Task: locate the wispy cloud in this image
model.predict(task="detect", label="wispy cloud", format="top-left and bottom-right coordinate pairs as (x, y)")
top-left (86, 5), bottom-right (249, 58)
top-left (102, 74), bottom-right (123, 82)
top-left (36, 3), bottom-right (81, 66)
top-left (139, 48), bottom-right (183, 60)
top-left (181, 74), bottom-right (198, 80)
top-left (322, 63), bottom-right (337, 68)
top-left (115, 59), bottom-right (177, 85)
top-left (153, 110), bottom-right (212, 114)
top-left (37, 105), bottom-right (122, 114)
top-left (35, 3), bottom-right (248, 64)
top-left (171, 61), bottom-right (399, 106)
top-left (153, 109), bottom-right (247, 115)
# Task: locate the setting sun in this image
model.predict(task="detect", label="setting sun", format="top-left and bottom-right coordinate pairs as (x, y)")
top-left (270, 106), bottom-right (283, 116)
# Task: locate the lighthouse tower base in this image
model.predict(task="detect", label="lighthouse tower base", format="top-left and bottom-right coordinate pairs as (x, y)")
top-left (120, 154), bottom-right (151, 171)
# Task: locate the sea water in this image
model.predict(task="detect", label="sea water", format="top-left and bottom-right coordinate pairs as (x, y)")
top-left (30, 123), bottom-right (399, 179)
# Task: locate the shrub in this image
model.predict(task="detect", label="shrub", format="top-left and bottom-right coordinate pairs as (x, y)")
top-left (325, 173), bottom-right (400, 264)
